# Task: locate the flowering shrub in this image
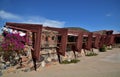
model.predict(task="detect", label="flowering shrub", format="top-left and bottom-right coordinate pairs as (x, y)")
top-left (1, 31), bottom-right (26, 64)
top-left (1, 32), bottom-right (25, 52)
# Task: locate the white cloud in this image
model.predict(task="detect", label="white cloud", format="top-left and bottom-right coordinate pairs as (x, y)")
top-left (43, 19), bottom-right (65, 28)
top-left (113, 30), bottom-right (120, 34)
top-left (22, 16), bottom-right (65, 28)
top-left (23, 18), bottom-right (65, 28)
top-left (0, 10), bottom-right (21, 20)
top-left (0, 10), bottom-right (65, 28)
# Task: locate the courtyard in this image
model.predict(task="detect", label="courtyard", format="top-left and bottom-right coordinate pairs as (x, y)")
top-left (2, 48), bottom-right (120, 77)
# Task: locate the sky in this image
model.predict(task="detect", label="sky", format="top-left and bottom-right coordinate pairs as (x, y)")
top-left (0, 0), bottom-right (120, 33)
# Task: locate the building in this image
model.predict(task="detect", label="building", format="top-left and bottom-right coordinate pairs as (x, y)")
top-left (4, 22), bottom-right (119, 62)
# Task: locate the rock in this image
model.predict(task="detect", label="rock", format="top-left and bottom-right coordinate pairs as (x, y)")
top-left (47, 57), bottom-right (52, 62)
top-left (52, 61), bottom-right (58, 65)
top-left (81, 49), bottom-right (85, 56)
top-left (0, 63), bottom-right (6, 70)
top-left (41, 61), bottom-right (46, 67)
top-left (45, 63), bottom-right (51, 67)
top-left (22, 56), bottom-right (28, 62)
top-left (53, 54), bottom-right (58, 60)
top-left (0, 71), bottom-right (2, 77)
top-left (23, 68), bottom-right (30, 72)
top-left (67, 59), bottom-right (71, 62)
top-left (6, 67), bottom-right (16, 73)
top-left (39, 56), bottom-right (44, 62)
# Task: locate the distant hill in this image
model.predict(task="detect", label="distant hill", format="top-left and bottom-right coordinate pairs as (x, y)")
top-left (65, 27), bottom-right (89, 32)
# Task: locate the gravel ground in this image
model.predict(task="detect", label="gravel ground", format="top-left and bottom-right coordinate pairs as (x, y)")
top-left (2, 48), bottom-right (120, 77)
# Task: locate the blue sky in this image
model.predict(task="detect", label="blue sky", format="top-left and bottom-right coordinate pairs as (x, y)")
top-left (0, 0), bottom-right (120, 33)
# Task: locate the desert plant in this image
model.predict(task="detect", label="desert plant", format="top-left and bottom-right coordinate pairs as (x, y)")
top-left (61, 59), bottom-right (80, 64)
top-left (107, 48), bottom-right (112, 50)
top-left (85, 52), bottom-right (98, 56)
top-left (99, 45), bottom-right (106, 52)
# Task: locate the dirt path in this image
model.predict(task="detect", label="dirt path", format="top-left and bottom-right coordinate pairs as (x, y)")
top-left (2, 48), bottom-right (120, 77)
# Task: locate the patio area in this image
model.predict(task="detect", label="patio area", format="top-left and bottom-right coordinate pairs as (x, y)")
top-left (2, 48), bottom-right (120, 77)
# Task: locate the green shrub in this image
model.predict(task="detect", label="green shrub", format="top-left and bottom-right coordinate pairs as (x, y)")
top-left (107, 48), bottom-right (112, 50)
top-left (99, 45), bottom-right (106, 52)
top-left (71, 59), bottom-right (80, 63)
top-left (61, 59), bottom-right (80, 64)
top-left (85, 52), bottom-right (98, 56)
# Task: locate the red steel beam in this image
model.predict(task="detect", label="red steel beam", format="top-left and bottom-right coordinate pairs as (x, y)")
top-left (76, 32), bottom-right (83, 52)
top-left (86, 32), bottom-right (93, 50)
top-left (6, 22), bottom-right (42, 60)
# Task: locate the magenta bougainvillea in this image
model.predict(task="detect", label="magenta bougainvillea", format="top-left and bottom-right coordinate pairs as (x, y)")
top-left (1, 32), bottom-right (25, 52)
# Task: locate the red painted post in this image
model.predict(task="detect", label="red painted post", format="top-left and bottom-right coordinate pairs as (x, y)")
top-left (34, 27), bottom-right (42, 60)
top-left (76, 32), bottom-right (83, 52)
top-left (109, 35), bottom-right (115, 45)
top-left (60, 29), bottom-right (68, 56)
top-left (6, 22), bottom-right (43, 60)
top-left (94, 34), bottom-right (100, 49)
top-left (99, 35), bottom-right (106, 47)
top-left (86, 32), bottom-right (93, 50)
